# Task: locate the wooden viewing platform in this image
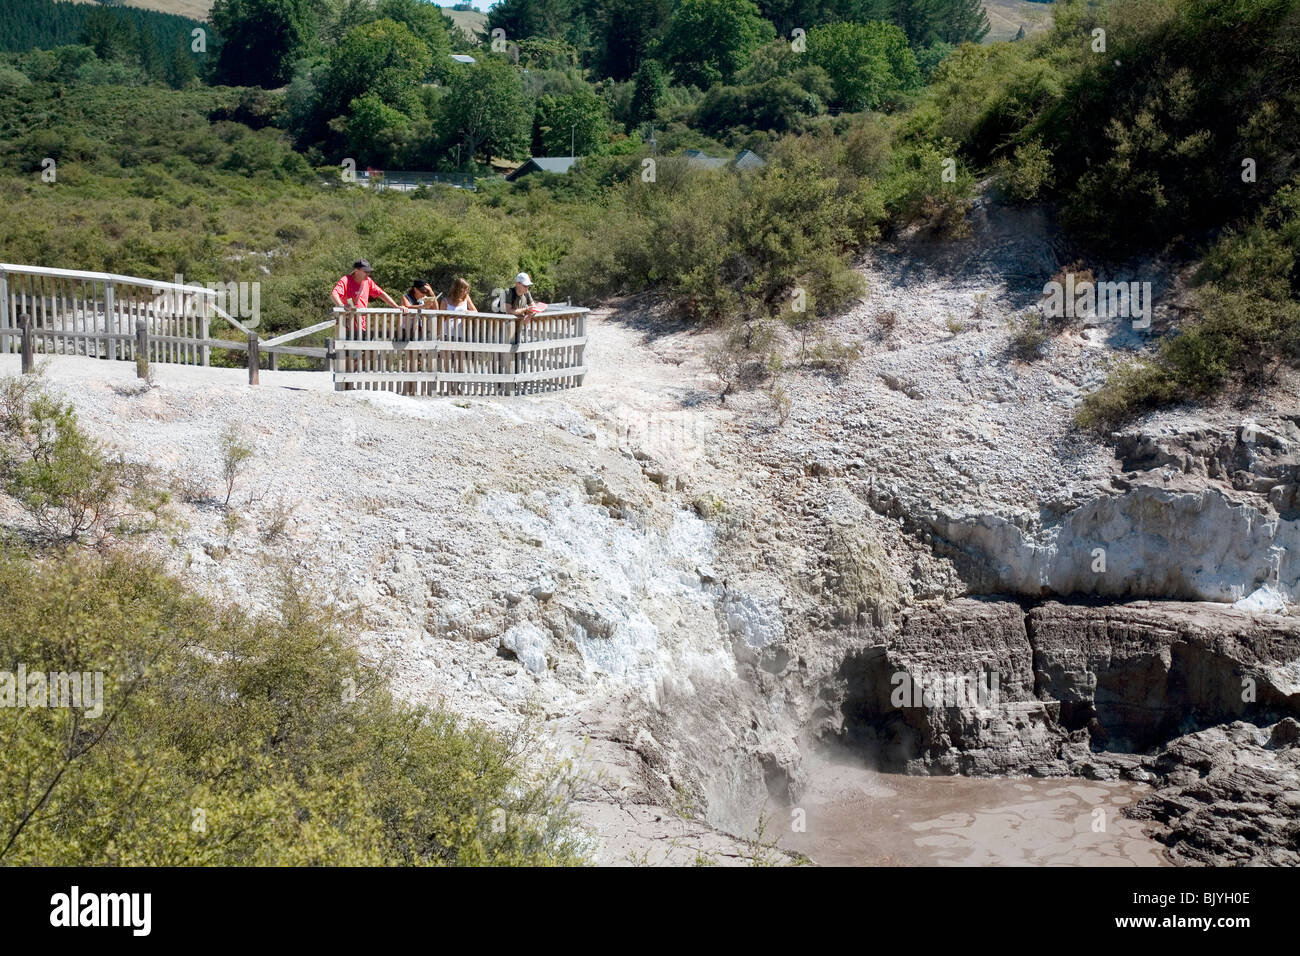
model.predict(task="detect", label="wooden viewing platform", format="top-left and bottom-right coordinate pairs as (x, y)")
top-left (330, 306), bottom-right (588, 396)
top-left (0, 264), bottom-right (589, 395)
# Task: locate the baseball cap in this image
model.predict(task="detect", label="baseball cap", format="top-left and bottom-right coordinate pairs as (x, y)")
top-left (353, 259), bottom-right (373, 272)
top-left (514, 272), bottom-right (532, 286)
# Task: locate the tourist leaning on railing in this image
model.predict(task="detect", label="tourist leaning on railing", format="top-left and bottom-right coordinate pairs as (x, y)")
top-left (330, 259), bottom-right (408, 330)
top-left (440, 277), bottom-right (477, 327)
top-left (402, 279), bottom-right (436, 309)
top-left (439, 277), bottom-right (477, 385)
top-left (504, 272), bottom-right (536, 320)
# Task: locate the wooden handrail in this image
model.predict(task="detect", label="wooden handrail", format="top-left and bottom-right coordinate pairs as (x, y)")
top-left (261, 319), bottom-right (336, 348)
top-left (0, 264), bottom-right (587, 393)
top-left (330, 306), bottom-right (588, 320)
top-left (1, 262), bottom-right (221, 298)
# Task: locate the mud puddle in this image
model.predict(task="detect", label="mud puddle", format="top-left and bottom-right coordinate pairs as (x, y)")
top-left (779, 762), bottom-right (1169, 866)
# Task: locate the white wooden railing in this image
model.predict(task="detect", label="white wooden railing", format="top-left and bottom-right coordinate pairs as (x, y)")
top-left (0, 263), bottom-right (282, 366)
top-left (330, 306), bottom-right (588, 396)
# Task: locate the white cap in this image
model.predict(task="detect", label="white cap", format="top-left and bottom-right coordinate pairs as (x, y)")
top-left (514, 272), bottom-right (533, 286)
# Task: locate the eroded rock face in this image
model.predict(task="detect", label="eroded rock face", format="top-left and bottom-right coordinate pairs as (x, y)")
top-left (1115, 417), bottom-right (1300, 515)
top-left (826, 598), bottom-right (1300, 776)
top-left (1125, 719), bottom-right (1300, 867)
top-left (919, 416), bottom-right (1300, 605)
top-left (1030, 601), bottom-right (1300, 751)
top-left (833, 600), bottom-right (1072, 775)
top-left (930, 486), bottom-right (1300, 603)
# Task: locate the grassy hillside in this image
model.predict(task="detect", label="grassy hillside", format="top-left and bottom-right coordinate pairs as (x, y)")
top-left (57, 0), bottom-right (213, 20)
top-left (71, 0), bottom-right (488, 35)
top-left (983, 0), bottom-right (1054, 41)
top-left (445, 7), bottom-right (488, 40)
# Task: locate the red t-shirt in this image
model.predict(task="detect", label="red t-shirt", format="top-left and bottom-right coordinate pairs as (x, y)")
top-left (333, 274), bottom-right (385, 307)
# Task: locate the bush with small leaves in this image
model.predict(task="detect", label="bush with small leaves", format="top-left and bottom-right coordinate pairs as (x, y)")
top-left (218, 422), bottom-right (254, 508)
top-left (0, 551), bottom-right (588, 865)
top-left (1005, 310), bottom-right (1049, 361)
top-left (0, 373), bottom-right (121, 543)
top-left (994, 139), bottom-right (1054, 204)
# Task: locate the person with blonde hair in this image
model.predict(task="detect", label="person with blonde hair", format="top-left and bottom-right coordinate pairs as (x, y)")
top-left (439, 277), bottom-right (477, 390)
top-left (440, 277), bottom-right (477, 317)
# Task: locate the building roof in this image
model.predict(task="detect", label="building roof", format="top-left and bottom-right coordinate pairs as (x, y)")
top-left (683, 148), bottom-right (767, 170)
top-left (449, 54), bottom-right (477, 64)
top-left (683, 149), bottom-right (727, 169)
top-left (506, 157), bottom-right (579, 181)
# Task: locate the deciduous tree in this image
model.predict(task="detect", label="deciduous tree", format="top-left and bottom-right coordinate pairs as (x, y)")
top-left (658, 0), bottom-right (774, 88)
top-left (211, 0), bottom-right (317, 88)
top-left (806, 20), bottom-right (920, 111)
top-left (442, 57), bottom-right (533, 165)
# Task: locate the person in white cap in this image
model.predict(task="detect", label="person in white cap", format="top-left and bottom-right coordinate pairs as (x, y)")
top-left (505, 272), bottom-right (537, 319)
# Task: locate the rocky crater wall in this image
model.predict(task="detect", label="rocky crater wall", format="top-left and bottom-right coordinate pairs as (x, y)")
top-left (930, 486), bottom-right (1300, 603)
top-left (827, 598), bottom-right (1300, 777)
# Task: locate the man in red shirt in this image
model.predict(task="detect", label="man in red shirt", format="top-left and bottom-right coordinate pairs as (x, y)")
top-left (331, 259), bottom-right (407, 330)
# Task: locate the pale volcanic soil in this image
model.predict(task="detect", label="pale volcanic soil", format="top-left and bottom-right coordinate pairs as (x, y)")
top-left (8, 200), bottom-right (1298, 865)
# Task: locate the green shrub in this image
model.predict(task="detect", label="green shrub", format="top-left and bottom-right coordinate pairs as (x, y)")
top-left (1078, 179), bottom-right (1300, 427)
top-left (1005, 310), bottom-right (1050, 361)
top-left (879, 138), bottom-right (975, 238)
top-left (1075, 358), bottom-right (1178, 433)
top-left (1197, 182), bottom-right (1300, 299)
top-left (0, 550), bottom-right (587, 865)
top-left (218, 422), bottom-right (255, 508)
top-left (0, 373), bottom-right (121, 542)
top-left (994, 138), bottom-right (1054, 203)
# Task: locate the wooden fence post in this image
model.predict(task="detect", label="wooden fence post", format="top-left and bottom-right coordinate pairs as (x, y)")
top-left (247, 331), bottom-right (260, 385)
top-left (102, 283), bottom-right (115, 360)
top-left (199, 305), bottom-right (211, 367)
top-left (575, 311), bottom-right (586, 387)
top-left (20, 313), bottom-right (34, 375)
top-left (0, 271), bottom-right (9, 355)
top-left (134, 319), bottom-right (149, 379)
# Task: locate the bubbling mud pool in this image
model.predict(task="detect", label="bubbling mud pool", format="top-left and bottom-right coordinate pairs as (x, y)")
top-left (778, 762), bottom-right (1169, 866)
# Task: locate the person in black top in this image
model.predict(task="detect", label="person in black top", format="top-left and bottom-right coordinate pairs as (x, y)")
top-left (402, 280), bottom-right (435, 308)
top-left (398, 280), bottom-right (436, 393)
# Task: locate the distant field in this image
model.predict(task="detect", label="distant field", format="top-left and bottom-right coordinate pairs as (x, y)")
top-left (445, 8), bottom-right (487, 41)
top-left (983, 0), bottom-right (1054, 42)
top-left (65, 1), bottom-right (487, 37)
top-left (59, 1), bottom-right (1035, 46)
top-left (70, 0), bottom-right (212, 19)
